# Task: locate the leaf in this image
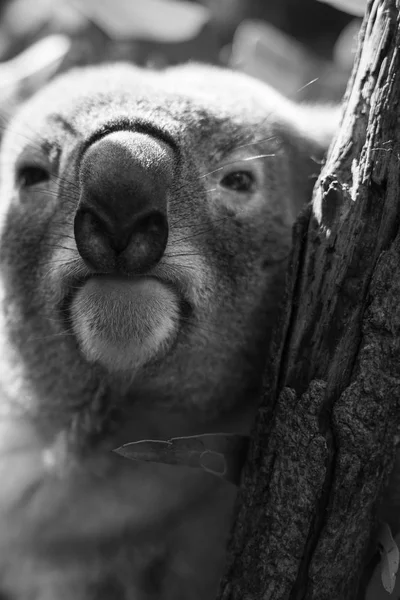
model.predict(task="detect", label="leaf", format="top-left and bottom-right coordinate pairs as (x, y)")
top-left (113, 433), bottom-right (249, 486)
top-left (69, 0), bottom-right (210, 43)
top-left (0, 34), bottom-right (70, 95)
top-left (229, 20), bottom-right (310, 97)
top-left (377, 522), bottom-right (399, 593)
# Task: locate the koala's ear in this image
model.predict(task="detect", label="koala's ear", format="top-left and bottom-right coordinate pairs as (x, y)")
top-left (278, 103), bottom-right (341, 217)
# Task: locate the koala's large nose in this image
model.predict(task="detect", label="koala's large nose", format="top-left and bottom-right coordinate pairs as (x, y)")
top-left (74, 131), bottom-right (175, 274)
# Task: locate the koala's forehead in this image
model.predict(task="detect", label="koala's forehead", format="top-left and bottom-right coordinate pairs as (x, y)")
top-left (5, 64), bottom-right (285, 155)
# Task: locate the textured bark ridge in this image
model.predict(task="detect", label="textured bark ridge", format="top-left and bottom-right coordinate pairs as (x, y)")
top-left (217, 0), bottom-right (400, 598)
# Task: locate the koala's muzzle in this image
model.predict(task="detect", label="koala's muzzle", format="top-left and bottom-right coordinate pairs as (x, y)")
top-left (74, 131), bottom-right (175, 274)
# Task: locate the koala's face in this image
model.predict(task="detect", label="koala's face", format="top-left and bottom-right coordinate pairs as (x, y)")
top-left (0, 64), bottom-right (315, 434)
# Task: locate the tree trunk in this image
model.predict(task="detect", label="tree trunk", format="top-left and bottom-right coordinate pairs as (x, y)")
top-left (217, 0), bottom-right (400, 598)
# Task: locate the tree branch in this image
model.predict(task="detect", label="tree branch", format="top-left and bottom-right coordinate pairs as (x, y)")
top-left (217, 0), bottom-right (400, 598)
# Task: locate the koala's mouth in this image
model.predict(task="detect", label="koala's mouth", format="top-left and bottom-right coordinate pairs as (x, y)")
top-left (64, 275), bottom-right (186, 373)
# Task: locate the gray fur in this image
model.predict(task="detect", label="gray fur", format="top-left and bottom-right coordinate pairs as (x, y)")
top-left (0, 62), bottom-right (335, 599)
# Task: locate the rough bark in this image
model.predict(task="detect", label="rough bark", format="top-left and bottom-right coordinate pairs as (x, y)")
top-left (217, 0), bottom-right (400, 598)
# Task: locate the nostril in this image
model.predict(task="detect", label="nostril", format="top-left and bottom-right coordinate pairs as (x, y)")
top-left (74, 205), bottom-right (169, 274)
top-left (120, 210), bottom-right (169, 273)
top-left (134, 212), bottom-right (168, 240)
top-left (74, 207), bottom-right (114, 270)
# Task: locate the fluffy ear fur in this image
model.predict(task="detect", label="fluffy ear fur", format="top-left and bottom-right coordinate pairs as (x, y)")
top-left (0, 61), bottom-right (339, 600)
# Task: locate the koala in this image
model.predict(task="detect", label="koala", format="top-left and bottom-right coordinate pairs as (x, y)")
top-left (0, 62), bottom-right (335, 599)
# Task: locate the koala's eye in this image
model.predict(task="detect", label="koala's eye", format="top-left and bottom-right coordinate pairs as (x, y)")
top-left (219, 171), bottom-right (255, 193)
top-left (17, 165), bottom-right (50, 188)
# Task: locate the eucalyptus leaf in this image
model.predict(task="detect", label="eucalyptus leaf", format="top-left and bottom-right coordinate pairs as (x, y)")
top-left (113, 433), bottom-right (249, 485)
top-left (377, 522), bottom-right (399, 593)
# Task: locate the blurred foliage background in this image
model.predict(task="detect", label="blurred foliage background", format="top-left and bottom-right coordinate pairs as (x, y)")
top-left (0, 0), bottom-right (364, 114)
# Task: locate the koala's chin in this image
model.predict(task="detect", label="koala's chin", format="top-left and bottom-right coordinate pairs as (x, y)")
top-left (70, 276), bottom-right (180, 373)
